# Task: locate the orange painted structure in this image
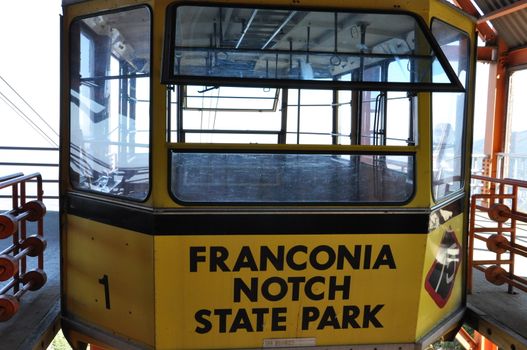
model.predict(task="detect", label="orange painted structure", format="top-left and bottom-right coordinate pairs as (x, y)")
top-left (0, 173), bottom-right (47, 322)
top-left (456, 328), bottom-right (499, 350)
top-left (468, 175), bottom-right (527, 294)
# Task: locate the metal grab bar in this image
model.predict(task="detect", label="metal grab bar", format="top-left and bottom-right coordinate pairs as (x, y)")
top-left (468, 175), bottom-right (527, 294)
top-left (0, 172), bottom-right (47, 321)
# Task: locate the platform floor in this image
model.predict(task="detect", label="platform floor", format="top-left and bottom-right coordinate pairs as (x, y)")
top-left (0, 211), bottom-right (60, 350)
top-left (468, 270), bottom-right (527, 337)
top-left (466, 210), bottom-right (527, 346)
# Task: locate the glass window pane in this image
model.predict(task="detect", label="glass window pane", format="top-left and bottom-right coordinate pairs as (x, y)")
top-left (184, 86), bottom-right (278, 110)
top-left (506, 69), bottom-right (527, 155)
top-left (69, 7), bottom-right (151, 200)
top-left (505, 69), bottom-right (527, 210)
top-left (287, 89), bottom-right (333, 145)
top-left (164, 5), bottom-right (462, 91)
top-left (338, 88), bottom-right (352, 145)
top-left (386, 60), bottom-right (412, 145)
top-left (359, 62), bottom-right (415, 146)
top-left (171, 152), bottom-right (413, 203)
top-left (431, 20), bottom-right (469, 201)
top-left (472, 62), bottom-right (490, 156)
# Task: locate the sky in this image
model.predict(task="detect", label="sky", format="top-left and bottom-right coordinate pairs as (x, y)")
top-left (0, 0), bottom-right (62, 148)
top-left (0, 1), bottom-right (62, 209)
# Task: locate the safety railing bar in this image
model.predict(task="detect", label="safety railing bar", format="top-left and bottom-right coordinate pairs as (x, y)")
top-left (473, 259), bottom-right (514, 266)
top-left (475, 205), bottom-right (490, 212)
top-left (473, 227), bottom-right (515, 233)
top-left (0, 146), bottom-right (58, 152)
top-left (473, 233), bottom-right (515, 241)
top-left (0, 279), bottom-right (17, 295)
top-left (474, 233), bottom-right (489, 241)
top-left (26, 179), bottom-right (58, 184)
top-left (0, 162), bottom-right (58, 167)
top-left (0, 173), bottom-right (42, 190)
top-left (499, 242), bottom-right (527, 258)
top-left (502, 178), bottom-right (527, 187)
top-left (511, 242), bottom-right (527, 254)
top-left (474, 265), bottom-right (486, 272)
top-left (500, 275), bottom-right (527, 293)
top-left (472, 194), bottom-right (515, 200)
top-left (0, 244), bottom-right (16, 256)
top-left (0, 179), bottom-right (59, 185)
top-left (509, 210), bottom-right (527, 221)
top-left (0, 173), bottom-right (24, 183)
top-left (512, 274), bottom-right (527, 285)
top-left (473, 174), bottom-right (527, 187)
top-left (0, 179), bottom-right (59, 184)
top-left (0, 195), bottom-right (58, 200)
top-left (468, 196), bottom-right (478, 293)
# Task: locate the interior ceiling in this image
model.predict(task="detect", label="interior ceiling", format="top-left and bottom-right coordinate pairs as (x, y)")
top-left (471, 0), bottom-right (527, 49)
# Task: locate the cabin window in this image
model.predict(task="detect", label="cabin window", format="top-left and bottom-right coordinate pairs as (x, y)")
top-left (163, 5), bottom-right (463, 91)
top-left (431, 20), bottom-right (469, 201)
top-left (69, 7), bottom-right (151, 200)
top-left (170, 151), bottom-right (414, 204)
top-left (163, 5), bottom-right (463, 204)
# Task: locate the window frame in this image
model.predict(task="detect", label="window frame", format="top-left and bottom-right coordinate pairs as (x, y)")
top-left (68, 5), bottom-right (153, 202)
top-left (430, 18), bottom-right (471, 203)
top-left (161, 3), bottom-right (465, 93)
top-left (168, 146), bottom-right (416, 206)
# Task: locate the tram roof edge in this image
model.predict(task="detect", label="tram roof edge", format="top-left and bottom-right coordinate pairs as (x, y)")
top-left (437, 0), bottom-right (477, 22)
top-left (61, 0), bottom-right (476, 22)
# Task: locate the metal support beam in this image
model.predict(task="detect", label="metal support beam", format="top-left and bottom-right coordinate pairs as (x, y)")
top-left (507, 46), bottom-right (527, 67)
top-left (477, 0), bottom-right (527, 24)
top-left (489, 39), bottom-right (508, 178)
top-left (453, 0), bottom-right (497, 42)
top-left (477, 46), bottom-right (497, 62)
top-left (235, 10), bottom-right (258, 49)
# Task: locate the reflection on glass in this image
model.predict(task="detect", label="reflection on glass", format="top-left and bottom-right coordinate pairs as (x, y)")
top-left (431, 20), bottom-right (469, 200)
top-left (167, 5), bottom-right (459, 89)
top-left (171, 152), bottom-right (413, 203)
top-left (69, 7), bottom-right (151, 199)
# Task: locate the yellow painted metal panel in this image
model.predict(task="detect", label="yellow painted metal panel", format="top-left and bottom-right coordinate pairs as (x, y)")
top-left (64, 215), bottom-right (155, 347)
top-left (154, 233), bottom-right (426, 349)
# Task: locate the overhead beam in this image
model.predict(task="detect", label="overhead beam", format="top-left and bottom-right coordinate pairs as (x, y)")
top-left (453, 0), bottom-right (497, 42)
top-left (477, 0), bottom-right (527, 24)
top-left (477, 46), bottom-right (497, 61)
top-left (490, 39), bottom-right (508, 177)
top-left (507, 46), bottom-right (527, 67)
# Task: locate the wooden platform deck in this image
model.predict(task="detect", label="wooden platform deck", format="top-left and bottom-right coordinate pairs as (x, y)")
top-left (0, 211), bottom-right (60, 350)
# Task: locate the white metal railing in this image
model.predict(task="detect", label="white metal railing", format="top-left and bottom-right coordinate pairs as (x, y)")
top-left (471, 153), bottom-right (489, 176)
top-left (495, 153), bottom-right (527, 212)
top-left (0, 146), bottom-right (58, 211)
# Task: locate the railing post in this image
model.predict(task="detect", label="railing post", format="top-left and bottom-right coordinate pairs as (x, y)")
top-left (468, 192), bottom-right (477, 294)
top-left (508, 184), bottom-right (518, 294)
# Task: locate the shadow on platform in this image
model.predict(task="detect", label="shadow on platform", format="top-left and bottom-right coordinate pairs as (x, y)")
top-left (467, 268), bottom-right (527, 350)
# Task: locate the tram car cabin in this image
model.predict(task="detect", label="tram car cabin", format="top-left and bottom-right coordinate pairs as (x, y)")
top-left (60, 0), bottom-right (475, 349)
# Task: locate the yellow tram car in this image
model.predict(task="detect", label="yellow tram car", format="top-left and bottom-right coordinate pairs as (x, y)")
top-left (59, 0), bottom-right (476, 348)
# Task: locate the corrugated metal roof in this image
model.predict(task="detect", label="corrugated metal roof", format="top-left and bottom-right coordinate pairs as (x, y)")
top-left (473, 0), bottom-right (527, 49)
